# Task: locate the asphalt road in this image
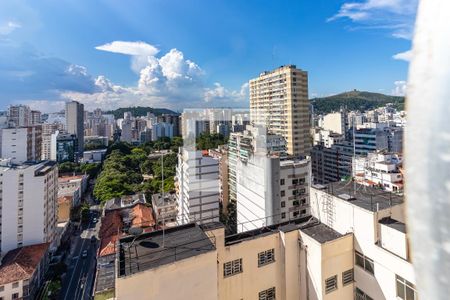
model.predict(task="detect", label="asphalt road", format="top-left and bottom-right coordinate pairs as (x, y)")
top-left (60, 217), bottom-right (99, 300)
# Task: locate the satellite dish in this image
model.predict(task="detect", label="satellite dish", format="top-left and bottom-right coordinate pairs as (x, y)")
top-left (128, 227), bottom-right (143, 236)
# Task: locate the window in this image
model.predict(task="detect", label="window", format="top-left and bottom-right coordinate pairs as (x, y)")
top-left (258, 249), bottom-right (275, 267)
top-left (259, 287), bottom-right (275, 300)
top-left (280, 190), bottom-right (285, 197)
top-left (281, 212), bottom-right (286, 219)
top-left (342, 269), bottom-right (354, 286)
top-left (355, 251), bottom-right (374, 274)
top-left (0, 285), bottom-right (3, 292)
top-left (280, 179), bottom-right (285, 185)
top-left (12, 282), bottom-right (19, 288)
top-left (281, 201), bottom-right (285, 208)
top-left (12, 293), bottom-right (19, 300)
top-left (325, 275), bottom-right (337, 293)
top-left (223, 258), bottom-right (242, 277)
top-left (355, 288), bottom-right (373, 300)
top-left (396, 275), bottom-right (418, 300)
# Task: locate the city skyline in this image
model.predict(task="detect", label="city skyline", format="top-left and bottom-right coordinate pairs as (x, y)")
top-left (0, 0), bottom-right (417, 112)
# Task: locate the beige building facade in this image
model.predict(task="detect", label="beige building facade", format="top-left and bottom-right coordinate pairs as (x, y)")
top-left (250, 65), bottom-right (311, 157)
top-left (115, 220), bottom-right (354, 300)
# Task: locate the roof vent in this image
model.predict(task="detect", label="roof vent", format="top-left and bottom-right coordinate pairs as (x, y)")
top-left (339, 193), bottom-right (356, 201)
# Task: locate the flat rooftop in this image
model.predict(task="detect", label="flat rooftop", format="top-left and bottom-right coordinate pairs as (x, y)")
top-left (225, 217), bottom-right (342, 246)
top-left (379, 217), bottom-right (406, 233)
top-left (118, 223), bottom-right (215, 277)
top-left (301, 223), bottom-right (343, 243)
top-left (314, 181), bottom-right (403, 212)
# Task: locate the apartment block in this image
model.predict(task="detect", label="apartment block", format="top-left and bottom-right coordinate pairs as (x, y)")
top-left (311, 141), bottom-right (354, 184)
top-left (114, 219), bottom-right (353, 300)
top-left (250, 65), bottom-right (311, 157)
top-left (175, 149), bottom-right (220, 225)
top-left (50, 132), bottom-right (78, 163)
top-left (41, 123), bottom-right (64, 160)
top-left (310, 182), bottom-right (416, 300)
top-left (0, 126), bottom-right (42, 164)
top-left (0, 160), bottom-right (58, 256)
top-left (7, 105), bottom-right (31, 127)
top-left (65, 101), bottom-right (84, 154)
top-left (353, 152), bottom-right (403, 192)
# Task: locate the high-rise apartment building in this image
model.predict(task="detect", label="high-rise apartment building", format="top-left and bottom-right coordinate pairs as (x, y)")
top-left (0, 160), bottom-right (58, 256)
top-left (30, 110), bottom-right (42, 125)
top-left (249, 65), bottom-right (311, 157)
top-left (176, 149), bottom-right (220, 225)
top-left (0, 126), bottom-right (42, 164)
top-left (65, 101), bottom-right (84, 155)
top-left (50, 131), bottom-right (78, 163)
top-left (7, 105), bottom-right (31, 127)
top-left (41, 123), bottom-right (64, 160)
top-left (228, 126), bottom-right (310, 232)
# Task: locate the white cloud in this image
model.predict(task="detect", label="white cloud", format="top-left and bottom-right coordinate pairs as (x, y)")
top-left (329, 0), bottom-right (418, 40)
top-left (0, 21), bottom-right (21, 35)
top-left (392, 80), bottom-right (407, 96)
top-left (36, 41), bottom-right (248, 111)
top-left (95, 41), bottom-right (159, 57)
top-left (393, 49), bottom-right (412, 62)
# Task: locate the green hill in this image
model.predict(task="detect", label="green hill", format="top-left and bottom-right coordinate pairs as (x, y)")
top-left (311, 90), bottom-right (405, 114)
top-left (106, 106), bottom-right (179, 119)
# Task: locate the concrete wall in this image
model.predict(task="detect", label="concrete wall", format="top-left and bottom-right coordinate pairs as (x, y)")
top-left (115, 250), bottom-right (218, 300)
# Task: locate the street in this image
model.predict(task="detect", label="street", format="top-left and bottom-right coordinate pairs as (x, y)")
top-left (60, 211), bottom-right (100, 300)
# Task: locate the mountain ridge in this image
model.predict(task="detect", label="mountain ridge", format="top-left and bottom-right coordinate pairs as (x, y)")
top-left (310, 90), bottom-right (404, 114)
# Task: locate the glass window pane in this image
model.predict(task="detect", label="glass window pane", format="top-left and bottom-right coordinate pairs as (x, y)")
top-left (405, 286), bottom-right (415, 300)
top-left (397, 280), bottom-right (405, 299)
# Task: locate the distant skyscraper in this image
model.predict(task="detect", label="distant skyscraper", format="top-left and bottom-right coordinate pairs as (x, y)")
top-left (31, 110), bottom-right (42, 125)
top-left (8, 105), bottom-right (31, 127)
top-left (65, 101), bottom-right (84, 156)
top-left (250, 65), bottom-right (311, 157)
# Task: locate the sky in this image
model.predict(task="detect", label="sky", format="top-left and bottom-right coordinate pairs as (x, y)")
top-left (0, 0), bottom-right (418, 112)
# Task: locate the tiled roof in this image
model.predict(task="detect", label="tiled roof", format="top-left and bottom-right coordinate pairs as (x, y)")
top-left (0, 243), bottom-right (49, 285)
top-left (131, 204), bottom-right (155, 228)
top-left (98, 210), bottom-right (123, 257)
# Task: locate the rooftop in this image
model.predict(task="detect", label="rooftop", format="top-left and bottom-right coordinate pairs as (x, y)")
top-left (151, 192), bottom-right (177, 207)
top-left (225, 216), bottom-right (334, 246)
top-left (301, 223), bottom-right (343, 243)
top-left (314, 181), bottom-right (403, 212)
top-left (379, 217), bottom-right (406, 233)
top-left (0, 243), bottom-right (49, 285)
top-left (118, 223), bottom-right (215, 277)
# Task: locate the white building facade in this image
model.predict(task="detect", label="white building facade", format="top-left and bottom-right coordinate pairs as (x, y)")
top-left (175, 149), bottom-right (220, 225)
top-left (0, 160), bottom-right (58, 256)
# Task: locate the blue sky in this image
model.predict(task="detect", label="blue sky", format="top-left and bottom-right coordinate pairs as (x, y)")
top-left (0, 0), bottom-right (417, 111)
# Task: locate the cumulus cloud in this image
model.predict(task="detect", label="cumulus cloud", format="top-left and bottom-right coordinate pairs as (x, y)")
top-left (1, 40), bottom-right (248, 111)
top-left (328, 0), bottom-right (418, 40)
top-left (391, 80), bottom-right (407, 96)
top-left (393, 49), bottom-right (413, 62)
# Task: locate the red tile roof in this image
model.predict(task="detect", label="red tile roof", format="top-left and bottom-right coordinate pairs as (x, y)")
top-left (0, 243), bottom-right (49, 285)
top-left (98, 210), bottom-right (123, 257)
top-left (131, 204), bottom-right (155, 228)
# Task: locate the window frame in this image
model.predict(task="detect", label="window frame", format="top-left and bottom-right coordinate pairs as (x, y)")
top-left (324, 275), bottom-right (338, 294)
top-left (258, 249), bottom-right (275, 267)
top-left (396, 275), bottom-right (418, 300)
top-left (342, 268), bottom-right (354, 286)
top-left (223, 258), bottom-right (243, 278)
top-left (258, 287), bottom-right (276, 300)
top-left (355, 251), bottom-right (374, 275)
